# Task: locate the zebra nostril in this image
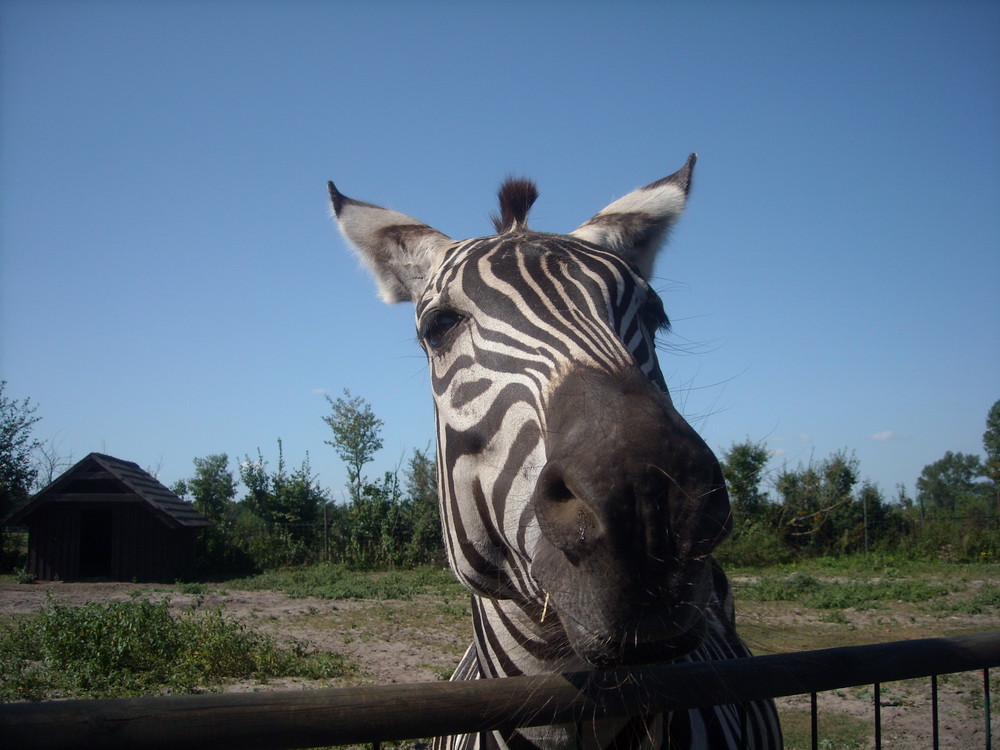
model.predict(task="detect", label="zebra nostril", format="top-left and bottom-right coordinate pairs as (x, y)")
top-left (544, 476), bottom-right (573, 504)
top-left (533, 462), bottom-right (600, 555)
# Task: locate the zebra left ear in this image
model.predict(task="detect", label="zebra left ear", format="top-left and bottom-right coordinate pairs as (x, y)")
top-left (328, 182), bottom-right (453, 304)
top-left (570, 153), bottom-right (695, 279)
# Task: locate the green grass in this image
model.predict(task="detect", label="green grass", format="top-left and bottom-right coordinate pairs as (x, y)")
top-left (4, 557), bottom-right (996, 706)
top-left (929, 582), bottom-right (1000, 614)
top-left (228, 563), bottom-right (464, 600)
top-left (727, 555), bottom-right (999, 581)
top-left (779, 709), bottom-right (869, 750)
top-left (0, 595), bottom-right (355, 701)
top-left (727, 557), bottom-right (1000, 654)
top-left (734, 572), bottom-right (957, 610)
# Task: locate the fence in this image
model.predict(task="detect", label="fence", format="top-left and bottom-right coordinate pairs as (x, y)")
top-left (2, 632), bottom-right (998, 750)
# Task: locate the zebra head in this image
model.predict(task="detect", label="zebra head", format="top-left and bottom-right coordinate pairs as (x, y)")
top-left (328, 155), bottom-right (732, 670)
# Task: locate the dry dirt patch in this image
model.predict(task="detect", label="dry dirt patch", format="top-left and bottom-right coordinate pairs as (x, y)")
top-left (0, 580), bottom-right (472, 687)
top-left (2, 577), bottom-right (996, 748)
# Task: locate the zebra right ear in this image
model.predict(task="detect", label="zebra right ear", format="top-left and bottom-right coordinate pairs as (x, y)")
top-left (570, 154), bottom-right (696, 279)
top-left (328, 182), bottom-right (453, 304)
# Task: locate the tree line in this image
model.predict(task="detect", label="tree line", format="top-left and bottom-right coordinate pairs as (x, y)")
top-left (1, 379), bottom-right (998, 572)
top-left (169, 390), bottom-right (443, 574)
top-left (717, 399), bottom-right (1000, 565)
top-left (0, 382), bottom-right (442, 574)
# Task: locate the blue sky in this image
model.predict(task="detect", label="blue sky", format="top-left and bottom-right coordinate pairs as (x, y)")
top-left (2, 1), bottom-right (997, 503)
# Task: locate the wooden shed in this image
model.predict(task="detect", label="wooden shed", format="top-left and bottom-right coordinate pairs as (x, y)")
top-left (4, 452), bottom-right (211, 582)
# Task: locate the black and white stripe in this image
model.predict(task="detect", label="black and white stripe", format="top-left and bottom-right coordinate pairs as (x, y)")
top-left (329, 156), bottom-right (783, 750)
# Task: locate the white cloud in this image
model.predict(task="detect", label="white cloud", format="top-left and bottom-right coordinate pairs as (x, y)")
top-left (797, 434), bottom-right (812, 443)
top-left (769, 448), bottom-right (788, 457)
top-left (311, 388), bottom-right (327, 395)
top-left (871, 430), bottom-right (911, 443)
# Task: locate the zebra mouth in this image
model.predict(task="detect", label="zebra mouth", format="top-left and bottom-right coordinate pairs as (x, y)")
top-left (532, 554), bottom-right (715, 668)
top-left (559, 600), bottom-right (709, 668)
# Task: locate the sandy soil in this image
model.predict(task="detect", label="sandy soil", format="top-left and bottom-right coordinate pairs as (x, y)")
top-left (2, 580), bottom-right (996, 749)
top-left (0, 581), bottom-right (471, 686)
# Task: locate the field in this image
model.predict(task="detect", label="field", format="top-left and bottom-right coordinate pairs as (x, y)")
top-left (2, 559), bottom-right (998, 749)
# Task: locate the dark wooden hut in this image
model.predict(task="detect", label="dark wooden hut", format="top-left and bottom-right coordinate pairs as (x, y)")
top-left (4, 452), bottom-right (211, 582)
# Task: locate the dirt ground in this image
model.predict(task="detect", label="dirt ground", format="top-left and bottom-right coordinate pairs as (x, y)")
top-left (0, 580), bottom-right (471, 686)
top-left (2, 579), bottom-right (997, 749)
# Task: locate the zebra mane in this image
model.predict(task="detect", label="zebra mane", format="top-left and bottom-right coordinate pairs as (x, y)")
top-left (491, 178), bottom-right (539, 234)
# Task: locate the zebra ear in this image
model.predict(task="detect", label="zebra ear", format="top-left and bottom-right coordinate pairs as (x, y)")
top-left (328, 182), bottom-right (453, 304)
top-left (570, 153), bottom-right (696, 279)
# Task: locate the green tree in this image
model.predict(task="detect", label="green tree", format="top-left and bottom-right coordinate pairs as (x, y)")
top-left (322, 390), bottom-right (384, 503)
top-left (719, 439), bottom-right (771, 519)
top-left (0, 381), bottom-right (41, 521)
top-left (273, 451), bottom-right (326, 534)
top-left (240, 441), bottom-right (326, 530)
top-left (776, 450), bottom-right (860, 554)
top-left (175, 454), bottom-right (252, 576)
top-left (916, 451), bottom-right (990, 519)
top-left (853, 481), bottom-right (900, 554)
top-left (405, 446), bottom-right (442, 563)
top-left (188, 454), bottom-right (237, 522)
top-left (984, 399), bottom-right (1000, 520)
top-left (238, 440), bottom-right (327, 568)
top-left (346, 471), bottom-right (407, 567)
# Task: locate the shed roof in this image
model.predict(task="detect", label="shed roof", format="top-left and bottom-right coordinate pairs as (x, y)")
top-left (4, 452), bottom-right (212, 529)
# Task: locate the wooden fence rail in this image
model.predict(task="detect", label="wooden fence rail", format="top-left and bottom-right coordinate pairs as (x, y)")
top-left (3, 631), bottom-right (999, 750)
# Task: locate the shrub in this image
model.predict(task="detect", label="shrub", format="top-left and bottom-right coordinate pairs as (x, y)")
top-left (231, 563), bottom-right (460, 600)
top-left (890, 520), bottom-right (999, 562)
top-left (715, 520), bottom-right (795, 567)
top-left (735, 573), bottom-right (953, 610)
top-left (13, 566), bottom-right (35, 584)
top-left (0, 595), bottom-right (354, 701)
top-left (931, 583), bottom-right (1000, 615)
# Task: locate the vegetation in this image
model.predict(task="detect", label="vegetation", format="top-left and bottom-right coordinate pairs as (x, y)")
top-left (1, 559), bottom-right (995, 708)
top-left (2, 379), bottom-right (997, 575)
top-left (229, 563), bottom-right (461, 600)
top-left (0, 594), bottom-right (354, 701)
top-left (716, 399), bottom-right (999, 567)
top-left (175, 395), bottom-right (996, 574)
top-left (735, 571), bottom-right (955, 610)
top-left (0, 381), bottom-right (42, 569)
top-left (323, 389), bottom-right (384, 505)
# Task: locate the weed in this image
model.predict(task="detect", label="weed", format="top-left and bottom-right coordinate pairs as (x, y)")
top-left (0, 595), bottom-right (355, 701)
top-left (437, 601), bottom-right (470, 618)
top-left (818, 610), bottom-right (850, 625)
top-left (930, 583), bottom-right (1000, 615)
top-left (778, 709), bottom-right (869, 750)
top-left (13, 566), bottom-right (35, 584)
top-left (431, 664), bottom-right (455, 681)
top-left (230, 564), bottom-right (462, 601)
top-left (737, 575), bottom-right (954, 610)
top-left (177, 581), bottom-right (209, 595)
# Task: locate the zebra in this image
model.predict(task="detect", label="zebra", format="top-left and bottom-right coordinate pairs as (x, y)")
top-left (327, 154), bottom-right (782, 750)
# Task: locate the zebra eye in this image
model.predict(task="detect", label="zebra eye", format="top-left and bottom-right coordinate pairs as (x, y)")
top-left (420, 309), bottom-right (464, 350)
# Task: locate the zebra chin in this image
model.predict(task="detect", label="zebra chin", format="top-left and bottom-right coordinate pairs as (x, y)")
top-left (530, 543), bottom-right (718, 668)
top-left (574, 615), bottom-right (709, 669)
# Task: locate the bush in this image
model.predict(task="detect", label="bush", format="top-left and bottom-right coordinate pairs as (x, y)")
top-left (715, 520), bottom-right (795, 567)
top-left (231, 563), bottom-right (460, 600)
top-left (889, 519), bottom-right (999, 563)
top-left (931, 583), bottom-right (1000, 615)
top-left (13, 566), bottom-right (35, 584)
top-left (735, 573), bottom-right (954, 610)
top-left (0, 595), bottom-right (354, 701)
